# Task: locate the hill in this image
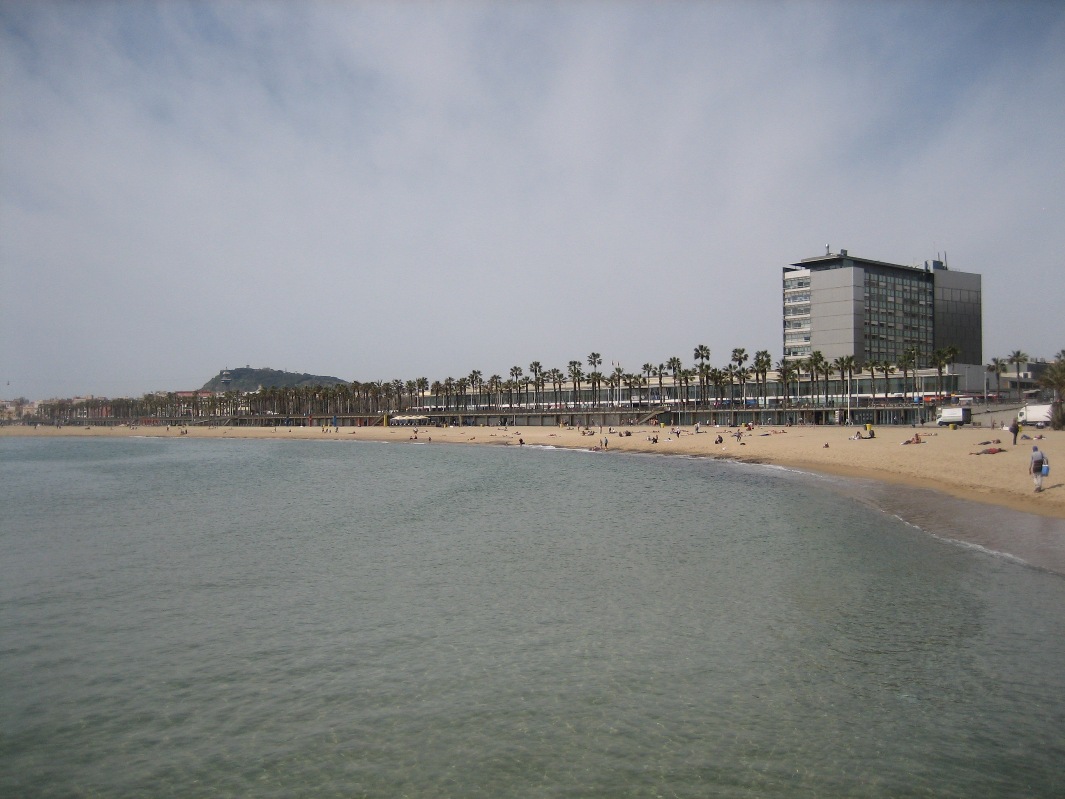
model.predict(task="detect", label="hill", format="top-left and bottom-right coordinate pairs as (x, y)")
top-left (201, 367), bottom-right (350, 393)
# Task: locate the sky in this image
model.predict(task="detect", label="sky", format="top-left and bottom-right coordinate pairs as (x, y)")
top-left (2, 0), bottom-right (1063, 400)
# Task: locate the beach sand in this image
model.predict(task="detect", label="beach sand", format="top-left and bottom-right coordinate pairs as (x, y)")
top-left (5, 420), bottom-right (1062, 520)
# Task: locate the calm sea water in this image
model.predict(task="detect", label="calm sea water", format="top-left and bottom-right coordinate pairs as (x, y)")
top-left (2, 436), bottom-right (1063, 798)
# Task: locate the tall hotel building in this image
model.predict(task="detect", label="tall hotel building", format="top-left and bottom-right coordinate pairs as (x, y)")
top-left (782, 249), bottom-right (982, 366)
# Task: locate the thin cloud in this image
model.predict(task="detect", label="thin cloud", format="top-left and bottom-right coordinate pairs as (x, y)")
top-left (2, 1), bottom-right (1063, 399)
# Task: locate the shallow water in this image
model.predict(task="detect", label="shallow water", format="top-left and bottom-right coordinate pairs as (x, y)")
top-left (2, 437), bottom-right (1063, 797)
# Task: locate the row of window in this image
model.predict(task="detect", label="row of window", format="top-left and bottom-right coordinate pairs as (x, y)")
top-left (866, 271), bottom-right (930, 287)
top-left (935, 288), bottom-right (981, 304)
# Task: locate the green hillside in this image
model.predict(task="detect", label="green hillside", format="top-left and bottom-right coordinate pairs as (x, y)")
top-left (201, 367), bottom-right (350, 393)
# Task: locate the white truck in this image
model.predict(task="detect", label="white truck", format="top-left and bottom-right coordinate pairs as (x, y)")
top-left (936, 406), bottom-right (972, 426)
top-left (1018, 404), bottom-right (1053, 427)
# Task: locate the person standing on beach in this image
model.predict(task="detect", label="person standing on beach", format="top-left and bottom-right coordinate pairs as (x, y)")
top-left (1010, 418), bottom-right (1020, 445)
top-left (1030, 445), bottom-right (1048, 492)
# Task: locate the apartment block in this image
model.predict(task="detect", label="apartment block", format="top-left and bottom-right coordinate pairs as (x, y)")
top-left (783, 249), bottom-right (982, 366)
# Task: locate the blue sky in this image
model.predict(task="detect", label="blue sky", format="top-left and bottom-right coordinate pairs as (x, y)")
top-left (2, 1), bottom-right (1063, 400)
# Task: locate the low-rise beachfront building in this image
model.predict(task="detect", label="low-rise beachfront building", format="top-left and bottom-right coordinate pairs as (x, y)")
top-left (782, 249), bottom-right (982, 367)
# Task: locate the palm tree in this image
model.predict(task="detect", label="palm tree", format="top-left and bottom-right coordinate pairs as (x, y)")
top-left (642, 363), bottom-right (655, 392)
top-left (775, 359), bottom-right (797, 414)
top-left (697, 362), bottom-right (712, 410)
top-left (819, 360), bottom-right (832, 406)
top-left (568, 361), bottom-right (584, 407)
top-left (487, 374), bottom-right (503, 409)
top-left (731, 348), bottom-right (748, 387)
top-left (625, 373), bottom-right (644, 408)
top-left (1007, 350), bottom-right (1029, 400)
top-left (799, 358), bottom-right (814, 405)
top-left (694, 345), bottom-right (711, 406)
top-left (738, 366), bottom-right (752, 411)
top-left (832, 357), bottom-right (848, 406)
top-left (587, 371), bottom-right (604, 407)
top-left (709, 367), bottom-right (727, 409)
top-left (880, 361), bottom-right (896, 407)
top-left (931, 349), bottom-right (950, 403)
top-left (1038, 360), bottom-right (1065, 429)
top-left (724, 364), bottom-right (739, 424)
top-left (682, 368), bottom-right (697, 408)
top-left (667, 357), bottom-right (683, 406)
top-left (753, 350), bottom-right (771, 414)
top-left (528, 362), bottom-right (543, 409)
top-left (586, 353), bottom-right (602, 406)
top-left (807, 351), bottom-right (826, 406)
top-left (986, 358), bottom-right (1006, 401)
top-left (611, 364), bottom-right (625, 406)
top-left (467, 370), bottom-right (483, 408)
top-left (655, 363), bottom-right (667, 407)
top-left (897, 349), bottom-right (917, 405)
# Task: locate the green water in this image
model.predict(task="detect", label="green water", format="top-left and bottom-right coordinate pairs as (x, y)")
top-left (2, 437), bottom-right (1063, 797)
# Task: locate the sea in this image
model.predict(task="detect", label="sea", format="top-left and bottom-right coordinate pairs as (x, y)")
top-left (2, 435), bottom-right (1063, 798)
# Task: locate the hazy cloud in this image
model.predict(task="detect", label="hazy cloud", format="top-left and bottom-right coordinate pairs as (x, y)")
top-left (2, 1), bottom-right (1063, 399)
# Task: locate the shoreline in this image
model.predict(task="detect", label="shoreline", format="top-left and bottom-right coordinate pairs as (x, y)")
top-left (5, 420), bottom-right (1064, 575)
top-left (3, 421), bottom-right (1062, 521)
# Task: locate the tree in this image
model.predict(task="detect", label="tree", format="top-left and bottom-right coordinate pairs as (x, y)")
top-left (694, 345), bottom-right (711, 406)
top-left (709, 368), bottom-right (726, 408)
top-left (753, 350), bottom-right (772, 413)
top-left (986, 358), bottom-right (1007, 400)
top-left (1037, 360), bottom-right (1065, 429)
top-left (775, 359), bottom-right (797, 413)
top-left (611, 364), bottom-right (625, 406)
top-left (931, 349), bottom-right (950, 402)
top-left (1007, 350), bottom-right (1029, 400)
top-left (725, 363), bottom-right (738, 409)
top-left (488, 374), bottom-right (503, 409)
top-left (568, 361), bottom-right (584, 407)
top-left (737, 366), bottom-right (752, 411)
top-left (832, 357), bottom-right (848, 406)
top-left (806, 351), bottom-right (826, 406)
top-left (468, 370), bottom-right (483, 409)
top-left (897, 349), bottom-right (917, 405)
top-left (606, 370), bottom-right (620, 407)
top-left (880, 361), bottom-right (896, 407)
top-left (667, 357), bottom-right (683, 405)
top-left (528, 362), bottom-right (543, 409)
top-left (586, 353), bottom-right (602, 407)
top-left (731, 348), bottom-right (748, 377)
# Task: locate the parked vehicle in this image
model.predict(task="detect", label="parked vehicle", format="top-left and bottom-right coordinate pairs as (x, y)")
top-left (936, 407), bottom-right (972, 426)
top-left (1018, 404), bottom-right (1052, 427)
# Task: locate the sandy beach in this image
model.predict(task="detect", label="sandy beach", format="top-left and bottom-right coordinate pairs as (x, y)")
top-left (4, 420), bottom-right (1062, 520)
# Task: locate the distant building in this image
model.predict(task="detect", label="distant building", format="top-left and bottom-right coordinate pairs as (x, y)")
top-left (782, 249), bottom-right (982, 366)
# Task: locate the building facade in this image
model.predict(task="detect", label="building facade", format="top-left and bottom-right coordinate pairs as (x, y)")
top-left (783, 249), bottom-right (982, 366)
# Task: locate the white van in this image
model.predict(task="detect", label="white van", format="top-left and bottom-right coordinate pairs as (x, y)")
top-left (936, 407), bottom-right (971, 426)
top-left (1018, 404), bottom-right (1052, 427)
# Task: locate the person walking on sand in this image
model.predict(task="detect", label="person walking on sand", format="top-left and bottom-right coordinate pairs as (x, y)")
top-left (1010, 419), bottom-right (1020, 445)
top-left (1030, 445), bottom-right (1048, 492)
